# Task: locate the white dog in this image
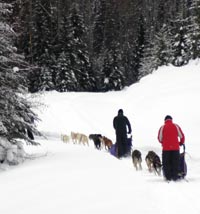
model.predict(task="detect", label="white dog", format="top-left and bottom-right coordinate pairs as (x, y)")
top-left (71, 132), bottom-right (89, 146)
top-left (61, 134), bottom-right (70, 143)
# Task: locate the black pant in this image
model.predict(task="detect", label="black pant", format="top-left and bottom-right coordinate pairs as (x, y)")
top-left (162, 150), bottom-right (180, 181)
top-left (116, 134), bottom-right (126, 158)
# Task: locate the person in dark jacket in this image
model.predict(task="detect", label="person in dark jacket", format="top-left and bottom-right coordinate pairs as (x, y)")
top-left (158, 115), bottom-right (185, 181)
top-left (113, 109), bottom-right (132, 158)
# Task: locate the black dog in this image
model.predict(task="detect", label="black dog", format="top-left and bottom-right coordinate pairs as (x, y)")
top-left (89, 134), bottom-right (102, 149)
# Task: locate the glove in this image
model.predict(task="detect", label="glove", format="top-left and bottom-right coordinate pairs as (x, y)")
top-left (179, 140), bottom-right (184, 146)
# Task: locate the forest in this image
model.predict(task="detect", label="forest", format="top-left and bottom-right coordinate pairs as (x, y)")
top-left (6, 0), bottom-right (200, 92)
top-left (0, 0), bottom-right (200, 159)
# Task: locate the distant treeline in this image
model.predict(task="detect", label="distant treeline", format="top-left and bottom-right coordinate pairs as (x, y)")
top-left (12, 0), bottom-right (200, 92)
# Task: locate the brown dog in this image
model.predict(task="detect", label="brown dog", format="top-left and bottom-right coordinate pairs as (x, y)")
top-left (145, 151), bottom-right (162, 175)
top-left (101, 136), bottom-right (113, 150)
top-left (131, 150), bottom-right (142, 170)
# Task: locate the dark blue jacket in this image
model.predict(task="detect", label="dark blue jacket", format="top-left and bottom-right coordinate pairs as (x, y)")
top-left (113, 112), bottom-right (131, 138)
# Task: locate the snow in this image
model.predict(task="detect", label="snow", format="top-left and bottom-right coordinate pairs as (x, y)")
top-left (1, 60), bottom-right (200, 214)
top-left (13, 66), bottom-right (19, 72)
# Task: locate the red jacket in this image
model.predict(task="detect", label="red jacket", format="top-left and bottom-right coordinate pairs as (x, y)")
top-left (158, 119), bottom-right (185, 151)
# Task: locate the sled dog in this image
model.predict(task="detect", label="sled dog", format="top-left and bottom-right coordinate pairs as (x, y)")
top-left (61, 134), bottom-right (70, 143)
top-left (131, 149), bottom-right (142, 170)
top-left (145, 151), bottom-right (162, 175)
top-left (101, 136), bottom-right (113, 150)
top-left (89, 134), bottom-right (102, 149)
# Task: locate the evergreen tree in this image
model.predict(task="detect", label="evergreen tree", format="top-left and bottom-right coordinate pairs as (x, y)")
top-left (33, 0), bottom-right (54, 91)
top-left (120, 0), bottom-right (143, 86)
top-left (53, 13), bottom-right (78, 92)
top-left (171, 0), bottom-right (191, 66)
top-left (92, 0), bottom-right (106, 55)
top-left (0, 2), bottom-right (40, 164)
top-left (60, 3), bottom-right (95, 92)
top-left (100, 0), bottom-right (125, 91)
top-left (130, 21), bottom-right (145, 82)
top-left (172, 26), bottom-right (190, 66)
top-left (138, 20), bottom-right (158, 79)
top-left (19, 0), bottom-right (55, 92)
top-left (102, 47), bottom-right (125, 91)
top-left (91, 0), bottom-right (107, 91)
top-left (126, 11), bottom-right (145, 84)
top-left (154, 24), bottom-right (173, 67)
top-left (55, 52), bottom-right (78, 92)
top-left (14, 0), bottom-right (200, 92)
top-left (188, 0), bottom-right (200, 59)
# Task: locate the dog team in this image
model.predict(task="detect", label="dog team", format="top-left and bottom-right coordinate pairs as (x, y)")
top-left (61, 112), bottom-right (185, 181)
top-left (61, 131), bottom-right (162, 175)
top-left (131, 149), bottom-right (162, 176)
top-left (61, 132), bottom-right (113, 150)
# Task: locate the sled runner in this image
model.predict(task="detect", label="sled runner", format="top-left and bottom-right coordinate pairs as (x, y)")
top-left (178, 144), bottom-right (187, 179)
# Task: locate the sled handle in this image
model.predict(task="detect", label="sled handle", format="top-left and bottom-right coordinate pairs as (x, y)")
top-left (180, 144), bottom-right (185, 152)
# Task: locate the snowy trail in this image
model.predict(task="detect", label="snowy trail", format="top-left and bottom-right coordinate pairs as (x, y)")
top-left (0, 130), bottom-right (200, 214)
top-left (1, 60), bottom-right (200, 214)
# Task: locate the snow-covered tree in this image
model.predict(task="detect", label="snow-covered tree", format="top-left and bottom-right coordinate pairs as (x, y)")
top-left (124, 11), bottom-right (145, 85)
top-left (53, 13), bottom-right (79, 92)
top-left (101, 46), bottom-right (125, 91)
top-left (187, 0), bottom-right (200, 59)
top-left (96, 0), bottom-right (125, 91)
top-left (0, 2), bottom-right (40, 165)
top-left (154, 24), bottom-right (173, 67)
top-left (170, 0), bottom-right (191, 66)
top-left (58, 3), bottom-right (95, 92)
top-left (92, 0), bottom-right (106, 55)
top-left (55, 52), bottom-right (78, 92)
top-left (19, 0), bottom-right (54, 92)
top-left (172, 26), bottom-right (190, 66)
top-left (91, 0), bottom-right (107, 91)
top-left (13, 0), bottom-right (200, 92)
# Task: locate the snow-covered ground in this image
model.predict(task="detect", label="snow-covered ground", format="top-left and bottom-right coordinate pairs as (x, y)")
top-left (1, 60), bottom-right (200, 214)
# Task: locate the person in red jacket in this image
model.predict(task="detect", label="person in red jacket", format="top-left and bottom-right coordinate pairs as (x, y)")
top-left (158, 115), bottom-right (185, 181)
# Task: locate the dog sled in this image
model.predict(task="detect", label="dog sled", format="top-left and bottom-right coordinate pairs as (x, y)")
top-left (178, 144), bottom-right (187, 179)
top-left (109, 135), bottom-right (132, 158)
top-left (110, 143), bottom-right (117, 157)
top-left (163, 144), bottom-right (187, 181)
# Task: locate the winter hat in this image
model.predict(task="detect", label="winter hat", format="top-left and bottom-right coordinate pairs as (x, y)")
top-left (118, 109), bottom-right (123, 115)
top-left (164, 115), bottom-right (173, 121)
